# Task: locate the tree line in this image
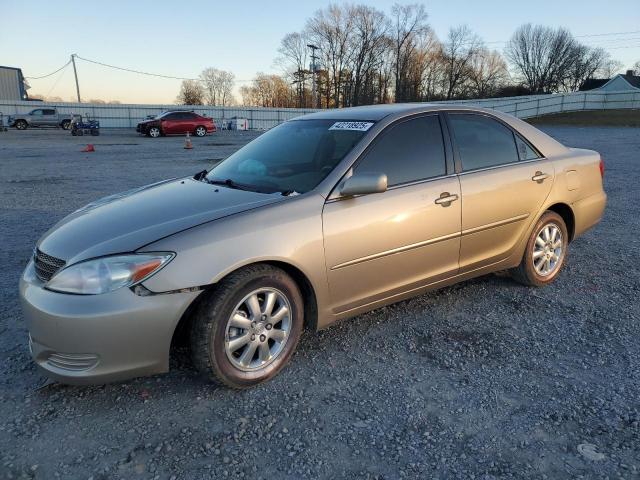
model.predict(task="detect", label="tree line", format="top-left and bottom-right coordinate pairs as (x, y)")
top-left (177, 3), bottom-right (634, 108)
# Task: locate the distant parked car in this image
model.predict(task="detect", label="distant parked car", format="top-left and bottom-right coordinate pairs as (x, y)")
top-left (136, 111), bottom-right (216, 138)
top-left (9, 108), bottom-right (73, 130)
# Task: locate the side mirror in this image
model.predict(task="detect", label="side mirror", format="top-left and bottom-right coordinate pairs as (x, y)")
top-left (340, 172), bottom-right (387, 197)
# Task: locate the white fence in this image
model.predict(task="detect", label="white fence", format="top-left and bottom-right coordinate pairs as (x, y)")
top-left (0, 90), bottom-right (638, 130)
top-left (0, 102), bottom-right (318, 130)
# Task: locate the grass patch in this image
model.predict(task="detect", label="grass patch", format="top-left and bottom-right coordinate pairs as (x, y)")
top-left (528, 109), bottom-right (640, 127)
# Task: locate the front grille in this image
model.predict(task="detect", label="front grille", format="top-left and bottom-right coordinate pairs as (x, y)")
top-left (46, 352), bottom-right (99, 372)
top-left (34, 248), bottom-right (66, 283)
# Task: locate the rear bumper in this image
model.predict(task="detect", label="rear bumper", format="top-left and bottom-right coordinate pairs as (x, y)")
top-left (19, 261), bottom-right (201, 385)
top-left (573, 190), bottom-right (607, 239)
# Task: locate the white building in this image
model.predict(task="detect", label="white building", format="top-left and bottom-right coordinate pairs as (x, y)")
top-left (0, 66), bottom-right (29, 100)
top-left (581, 70), bottom-right (640, 92)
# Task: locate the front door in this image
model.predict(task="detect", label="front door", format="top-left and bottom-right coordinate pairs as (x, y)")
top-left (446, 113), bottom-right (554, 271)
top-left (322, 115), bottom-right (461, 314)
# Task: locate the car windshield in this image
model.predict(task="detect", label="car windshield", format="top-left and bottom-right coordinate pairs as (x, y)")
top-left (205, 119), bottom-right (372, 194)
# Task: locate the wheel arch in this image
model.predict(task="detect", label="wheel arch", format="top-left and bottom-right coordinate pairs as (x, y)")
top-left (169, 259), bottom-right (319, 353)
top-left (546, 202), bottom-right (575, 242)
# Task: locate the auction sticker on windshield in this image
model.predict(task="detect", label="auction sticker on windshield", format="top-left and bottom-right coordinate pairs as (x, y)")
top-left (329, 121), bottom-right (374, 131)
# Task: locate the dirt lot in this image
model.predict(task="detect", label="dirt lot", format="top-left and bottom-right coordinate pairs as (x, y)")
top-left (1, 126), bottom-right (638, 479)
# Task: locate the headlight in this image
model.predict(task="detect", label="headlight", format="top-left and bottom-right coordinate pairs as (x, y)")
top-left (46, 253), bottom-right (174, 295)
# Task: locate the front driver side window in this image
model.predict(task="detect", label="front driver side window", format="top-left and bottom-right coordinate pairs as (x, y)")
top-left (354, 115), bottom-right (446, 186)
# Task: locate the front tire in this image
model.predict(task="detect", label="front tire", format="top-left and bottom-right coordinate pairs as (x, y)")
top-left (148, 126), bottom-right (161, 138)
top-left (511, 211), bottom-right (568, 287)
top-left (15, 120), bottom-right (28, 130)
top-left (190, 265), bottom-right (304, 389)
top-left (61, 120), bottom-right (71, 130)
top-left (194, 125), bottom-right (207, 137)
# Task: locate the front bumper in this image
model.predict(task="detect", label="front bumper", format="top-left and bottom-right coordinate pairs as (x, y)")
top-left (19, 261), bottom-right (201, 385)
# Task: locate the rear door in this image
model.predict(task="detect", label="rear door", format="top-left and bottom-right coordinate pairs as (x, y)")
top-left (182, 112), bottom-right (199, 133)
top-left (42, 109), bottom-right (57, 126)
top-left (446, 112), bottom-right (554, 271)
top-left (322, 114), bottom-right (461, 314)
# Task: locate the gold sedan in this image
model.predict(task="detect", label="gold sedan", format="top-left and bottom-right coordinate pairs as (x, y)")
top-left (20, 104), bottom-right (606, 388)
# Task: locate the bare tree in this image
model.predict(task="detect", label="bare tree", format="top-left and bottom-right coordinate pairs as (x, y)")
top-left (200, 68), bottom-right (235, 106)
top-left (277, 32), bottom-right (310, 107)
top-left (633, 60), bottom-right (640, 75)
top-left (468, 48), bottom-right (509, 98)
top-left (348, 5), bottom-right (389, 106)
top-left (390, 3), bottom-right (430, 102)
top-left (505, 24), bottom-right (578, 93)
top-left (562, 46), bottom-right (608, 91)
top-left (597, 58), bottom-right (624, 78)
top-left (176, 79), bottom-right (204, 105)
top-left (239, 73), bottom-right (296, 108)
top-left (441, 26), bottom-right (482, 99)
top-left (306, 5), bottom-right (354, 108)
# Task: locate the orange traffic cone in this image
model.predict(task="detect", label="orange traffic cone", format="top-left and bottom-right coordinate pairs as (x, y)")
top-left (184, 132), bottom-right (193, 150)
top-left (82, 144), bottom-right (95, 152)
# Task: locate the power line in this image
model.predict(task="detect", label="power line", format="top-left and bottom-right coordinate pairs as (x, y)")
top-left (45, 62), bottom-right (70, 97)
top-left (576, 29), bottom-right (640, 38)
top-left (471, 30), bottom-right (640, 47)
top-left (75, 55), bottom-right (200, 81)
top-left (24, 60), bottom-right (71, 80)
top-left (74, 55), bottom-right (255, 83)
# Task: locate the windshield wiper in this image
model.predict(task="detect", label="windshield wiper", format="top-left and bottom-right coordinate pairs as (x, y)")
top-left (206, 178), bottom-right (268, 193)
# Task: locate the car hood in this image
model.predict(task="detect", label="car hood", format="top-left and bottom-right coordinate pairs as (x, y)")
top-left (37, 178), bottom-right (286, 264)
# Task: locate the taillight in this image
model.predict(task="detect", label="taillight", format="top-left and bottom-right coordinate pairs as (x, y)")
top-left (599, 156), bottom-right (605, 179)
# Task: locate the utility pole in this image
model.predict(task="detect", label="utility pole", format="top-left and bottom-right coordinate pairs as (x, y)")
top-left (71, 54), bottom-right (81, 103)
top-left (307, 44), bottom-right (319, 109)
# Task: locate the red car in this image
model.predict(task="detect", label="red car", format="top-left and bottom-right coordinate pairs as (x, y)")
top-left (136, 111), bottom-right (216, 138)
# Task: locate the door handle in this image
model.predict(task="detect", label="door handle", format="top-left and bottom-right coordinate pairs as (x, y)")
top-left (434, 192), bottom-right (459, 207)
top-left (532, 171), bottom-right (549, 183)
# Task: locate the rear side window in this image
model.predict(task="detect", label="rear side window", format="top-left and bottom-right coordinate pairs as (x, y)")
top-left (355, 115), bottom-right (446, 186)
top-left (515, 134), bottom-right (541, 161)
top-left (449, 114), bottom-right (519, 171)
top-left (42, 109), bottom-right (56, 115)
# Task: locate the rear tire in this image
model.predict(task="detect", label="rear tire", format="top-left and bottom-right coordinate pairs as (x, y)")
top-left (190, 264), bottom-right (304, 389)
top-left (15, 120), bottom-right (28, 130)
top-left (61, 120), bottom-right (71, 130)
top-left (511, 211), bottom-right (568, 287)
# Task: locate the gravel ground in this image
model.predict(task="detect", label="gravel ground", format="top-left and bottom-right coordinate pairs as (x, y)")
top-left (0, 126), bottom-right (638, 479)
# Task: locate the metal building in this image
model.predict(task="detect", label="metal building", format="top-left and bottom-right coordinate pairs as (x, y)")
top-left (0, 66), bottom-right (29, 100)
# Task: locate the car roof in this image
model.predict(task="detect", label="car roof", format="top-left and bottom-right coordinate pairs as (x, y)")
top-left (294, 102), bottom-right (570, 158)
top-left (294, 103), bottom-right (517, 122)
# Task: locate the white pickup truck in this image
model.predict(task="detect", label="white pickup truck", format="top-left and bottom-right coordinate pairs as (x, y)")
top-left (9, 108), bottom-right (73, 130)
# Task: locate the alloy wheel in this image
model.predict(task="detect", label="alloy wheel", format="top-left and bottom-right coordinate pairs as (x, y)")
top-left (532, 223), bottom-right (563, 276)
top-left (195, 126), bottom-right (206, 137)
top-left (149, 127), bottom-right (160, 138)
top-left (224, 288), bottom-right (291, 372)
